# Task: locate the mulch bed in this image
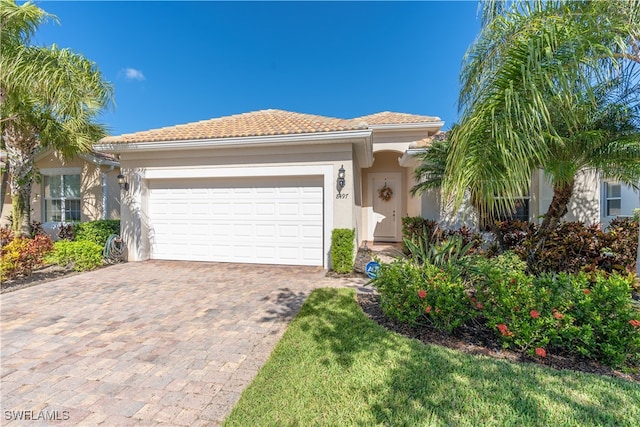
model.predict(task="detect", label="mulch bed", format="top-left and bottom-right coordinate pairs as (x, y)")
top-left (1, 265), bottom-right (80, 294)
top-left (357, 293), bottom-right (640, 383)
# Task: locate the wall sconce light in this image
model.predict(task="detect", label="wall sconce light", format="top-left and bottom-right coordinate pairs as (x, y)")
top-left (117, 173), bottom-right (129, 191)
top-left (337, 164), bottom-right (346, 194)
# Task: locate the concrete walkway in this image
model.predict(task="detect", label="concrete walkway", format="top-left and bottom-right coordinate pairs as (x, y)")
top-left (0, 261), bottom-right (369, 426)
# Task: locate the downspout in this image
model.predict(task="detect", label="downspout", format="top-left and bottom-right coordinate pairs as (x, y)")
top-left (102, 165), bottom-right (114, 220)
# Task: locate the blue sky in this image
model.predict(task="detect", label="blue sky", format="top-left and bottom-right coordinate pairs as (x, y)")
top-left (33, 1), bottom-right (481, 136)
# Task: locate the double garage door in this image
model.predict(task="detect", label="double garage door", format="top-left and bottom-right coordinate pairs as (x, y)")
top-left (148, 176), bottom-right (324, 266)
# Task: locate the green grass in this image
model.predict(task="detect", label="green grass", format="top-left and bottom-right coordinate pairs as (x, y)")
top-left (224, 288), bottom-right (640, 426)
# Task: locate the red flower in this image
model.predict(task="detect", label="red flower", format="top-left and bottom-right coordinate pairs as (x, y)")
top-left (629, 319), bottom-right (640, 328)
top-left (476, 302), bottom-right (484, 309)
top-left (417, 290), bottom-right (427, 299)
top-left (497, 323), bottom-right (514, 337)
top-left (529, 310), bottom-right (540, 319)
top-left (509, 278), bottom-right (517, 285)
top-left (583, 289), bottom-right (592, 294)
top-left (535, 347), bottom-right (547, 358)
top-left (553, 310), bottom-right (564, 320)
top-left (425, 306), bottom-right (432, 314)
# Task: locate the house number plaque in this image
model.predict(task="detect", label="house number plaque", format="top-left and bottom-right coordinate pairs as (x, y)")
top-left (336, 193), bottom-right (349, 199)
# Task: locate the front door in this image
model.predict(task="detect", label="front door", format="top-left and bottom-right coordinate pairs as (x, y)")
top-left (370, 173), bottom-right (401, 241)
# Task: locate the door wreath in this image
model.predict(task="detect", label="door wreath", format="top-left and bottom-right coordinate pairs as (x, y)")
top-left (378, 183), bottom-right (393, 201)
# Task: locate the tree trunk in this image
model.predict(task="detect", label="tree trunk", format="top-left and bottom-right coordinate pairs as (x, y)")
top-left (4, 122), bottom-right (39, 237)
top-left (539, 178), bottom-right (575, 232)
top-left (528, 178), bottom-right (576, 272)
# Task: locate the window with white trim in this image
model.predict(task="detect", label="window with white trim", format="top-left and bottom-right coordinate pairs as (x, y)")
top-left (43, 174), bottom-right (81, 222)
top-left (604, 182), bottom-right (622, 216)
top-left (480, 192), bottom-right (530, 230)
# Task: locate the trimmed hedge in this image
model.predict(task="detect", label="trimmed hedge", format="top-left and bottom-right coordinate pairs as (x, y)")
top-left (331, 228), bottom-right (355, 274)
top-left (45, 240), bottom-right (104, 272)
top-left (74, 220), bottom-right (120, 247)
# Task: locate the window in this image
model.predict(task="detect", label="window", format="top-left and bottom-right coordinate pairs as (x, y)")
top-left (480, 194), bottom-right (530, 230)
top-left (43, 174), bottom-right (81, 222)
top-left (497, 198), bottom-right (530, 222)
top-left (604, 182), bottom-right (622, 216)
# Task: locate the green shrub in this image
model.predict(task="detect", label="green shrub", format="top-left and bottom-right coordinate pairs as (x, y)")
top-left (374, 249), bottom-right (639, 367)
top-left (74, 220), bottom-right (120, 247)
top-left (471, 255), bottom-right (640, 367)
top-left (330, 228), bottom-right (355, 273)
top-left (46, 240), bottom-right (104, 272)
top-left (405, 233), bottom-right (475, 269)
top-left (402, 217), bottom-right (440, 254)
top-left (0, 235), bottom-right (53, 281)
top-left (373, 260), bottom-right (474, 332)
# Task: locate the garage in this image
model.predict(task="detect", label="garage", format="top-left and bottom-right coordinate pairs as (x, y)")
top-left (147, 176), bottom-right (324, 266)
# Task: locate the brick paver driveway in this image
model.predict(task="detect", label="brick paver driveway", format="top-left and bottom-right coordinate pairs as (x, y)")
top-left (1, 261), bottom-right (368, 426)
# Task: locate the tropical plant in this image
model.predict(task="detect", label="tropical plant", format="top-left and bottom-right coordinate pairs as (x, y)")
top-left (0, 0), bottom-right (113, 236)
top-left (441, 0), bottom-right (640, 237)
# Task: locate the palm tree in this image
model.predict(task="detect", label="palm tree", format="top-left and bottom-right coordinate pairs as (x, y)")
top-left (444, 1), bottom-right (640, 242)
top-left (1, 0), bottom-right (113, 236)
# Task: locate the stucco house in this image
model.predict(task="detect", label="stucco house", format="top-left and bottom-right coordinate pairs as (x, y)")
top-left (93, 109), bottom-right (639, 268)
top-left (0, 149), bottom-right (121, 235)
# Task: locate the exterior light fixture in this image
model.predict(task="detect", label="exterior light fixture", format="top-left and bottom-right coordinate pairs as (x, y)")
top-left (337, 165), bottom-right (346, 194)
top-left (117, 173), bottom-right (129, 191)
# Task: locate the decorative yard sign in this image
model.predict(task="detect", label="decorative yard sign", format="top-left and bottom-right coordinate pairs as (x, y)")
top-left (365, 261), bottom-right (381, 279)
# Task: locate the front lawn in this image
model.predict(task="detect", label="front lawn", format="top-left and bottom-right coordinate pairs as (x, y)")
top-left (224, 288), bottom-right (640, 426)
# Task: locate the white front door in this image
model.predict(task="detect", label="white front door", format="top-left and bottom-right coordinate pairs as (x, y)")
top-left (370, 173), bottom-right (401, 241)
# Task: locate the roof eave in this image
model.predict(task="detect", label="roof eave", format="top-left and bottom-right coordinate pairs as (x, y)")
top-left (94, 129), bottom-right (372, 152)
top-left (369, 121), bottom-right (445, 131)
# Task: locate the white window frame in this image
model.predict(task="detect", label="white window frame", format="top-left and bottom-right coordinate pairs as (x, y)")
top-left (604, 181), bottom-right (622, 217)
top-left (41, 168), bottom-right (82, 224)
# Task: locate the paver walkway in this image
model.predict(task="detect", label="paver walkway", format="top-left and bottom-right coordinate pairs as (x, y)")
top-left (0, 261), bottom-right (369, 426)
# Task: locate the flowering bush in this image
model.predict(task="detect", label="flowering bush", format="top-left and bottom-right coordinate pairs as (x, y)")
top-left (373, 260), bottom-right (474, 332)
top-left (0, 235), bottom-right (53, 281)
top-left (373, 250), bottom-right (640, 368)
top-left (473, 254), bottom-right (640, 367)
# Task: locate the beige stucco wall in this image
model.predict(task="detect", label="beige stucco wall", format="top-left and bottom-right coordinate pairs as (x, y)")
top-left (0, 152), bottom-right (120, 231)
top-left (35, 152), bottom-right (121, 223)
top-left (117, 143), bottom-right (357, 267)
top-left (532, 169), bottom-right (600, 225)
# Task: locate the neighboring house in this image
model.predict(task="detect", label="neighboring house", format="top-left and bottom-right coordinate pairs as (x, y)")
top-left (94, 109), bottom-right (639, 268)
top-left (0, 149), bottom-right (121, 236)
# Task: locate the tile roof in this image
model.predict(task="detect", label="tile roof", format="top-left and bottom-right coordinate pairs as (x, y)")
top-left (99, 109), bottom-right (442, 144)
top-left (353, 111), bottom-right (441, 125)
top-left (100, 109), bottom-right (368, 144)
top-left (412, 131), bottom-right (449, 148)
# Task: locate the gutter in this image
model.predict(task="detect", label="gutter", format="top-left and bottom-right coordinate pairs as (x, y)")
top-left (399, 148), bottom-right (427, 168)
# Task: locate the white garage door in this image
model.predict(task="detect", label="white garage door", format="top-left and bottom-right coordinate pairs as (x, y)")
top-left (148, 176), bottom-right (324, 266)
